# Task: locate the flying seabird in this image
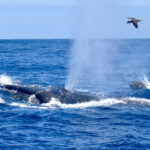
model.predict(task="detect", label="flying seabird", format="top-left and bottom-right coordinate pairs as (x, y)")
top-left (127, 17), bottom-right (142, 28)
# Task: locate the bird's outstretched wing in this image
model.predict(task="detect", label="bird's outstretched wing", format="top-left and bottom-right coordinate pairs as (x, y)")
top-left (133, 21), bottom-right (138, 28)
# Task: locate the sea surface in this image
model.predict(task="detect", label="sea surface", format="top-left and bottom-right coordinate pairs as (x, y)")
top-left (0, 39), bottom-right (150, 149)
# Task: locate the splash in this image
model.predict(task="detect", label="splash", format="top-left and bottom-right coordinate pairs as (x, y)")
top-left (143, 75), bottom-right (150, 89)
top-left (0, 74), bottom-right (13, 85)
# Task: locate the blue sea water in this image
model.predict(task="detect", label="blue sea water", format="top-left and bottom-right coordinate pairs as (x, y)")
top-left (0, 39), bottom-right (150, 149)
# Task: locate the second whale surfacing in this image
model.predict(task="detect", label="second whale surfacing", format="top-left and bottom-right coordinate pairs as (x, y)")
top-left (128, 80), bottom-right (150, 99)
top-left (0, 84), bottom-right (98, 104)
top-left (129, 81), bottom-right (147, 90)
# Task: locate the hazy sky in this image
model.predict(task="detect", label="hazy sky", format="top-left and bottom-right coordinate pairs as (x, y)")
top-left (0, 0), bottom-right (150, 39)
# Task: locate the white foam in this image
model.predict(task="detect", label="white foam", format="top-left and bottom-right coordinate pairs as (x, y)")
top-left (9, 102), bottom-right (35, 108)
top-left (0, 74), bottom-right (13, 85)
top-left (42, 96), bottom-right (150, 109)
top-left (8, 102), bottom-right (48, 109)
top-left (0, 97), bottom-right (5, 104)
top-left (42, 97), bottom-right (125, 109)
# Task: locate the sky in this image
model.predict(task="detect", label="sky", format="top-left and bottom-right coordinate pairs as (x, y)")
top-left (0, 0), bottom-right (150, 39)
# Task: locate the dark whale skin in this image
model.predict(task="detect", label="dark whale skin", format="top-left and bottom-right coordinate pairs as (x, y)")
top-left (0, 84), bottom-right (98, 104)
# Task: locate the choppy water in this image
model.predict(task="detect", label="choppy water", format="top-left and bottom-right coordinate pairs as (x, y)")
top-left (0, 39), bottom-right (150, 149)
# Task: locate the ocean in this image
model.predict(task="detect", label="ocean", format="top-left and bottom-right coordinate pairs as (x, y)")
top-left (0, 39), bottom-right (150, 149)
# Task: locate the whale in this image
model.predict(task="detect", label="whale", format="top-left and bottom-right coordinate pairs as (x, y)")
top-left (129, 81), bottom-right (147, 90)
top-left (128, 80), bottom-right (150, 99)
top-left (0, 84), bottom-right (98, 104)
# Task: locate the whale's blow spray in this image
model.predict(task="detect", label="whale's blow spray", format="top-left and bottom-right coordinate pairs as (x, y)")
top-left (66, 0), bottom-right (146, 93)
top-left (66, 39), bottom-right (113, 92)
top-left (66, 0), bottom-right (123, 92)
